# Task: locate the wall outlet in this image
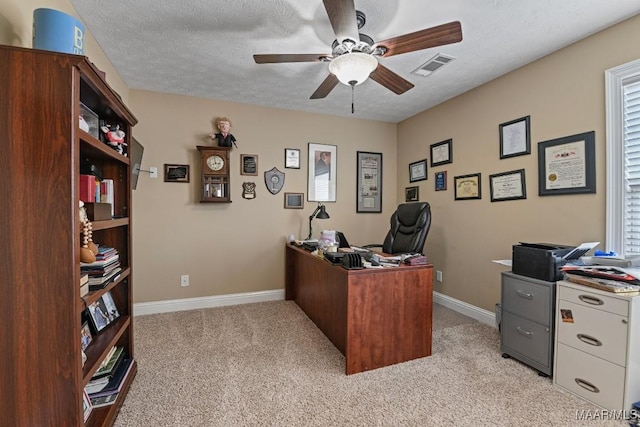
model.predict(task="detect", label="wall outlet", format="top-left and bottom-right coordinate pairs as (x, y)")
top-left (436, 270), bottom-right (443, 282)
top-left (180, 274), bottom-right (189, 287)
top-left (150, 166), bottom-right (158, 178)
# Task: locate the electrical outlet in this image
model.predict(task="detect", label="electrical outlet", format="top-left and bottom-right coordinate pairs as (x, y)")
top-left (180, 274), bottom-right (189, 287)
top-left (436, 270), bottom-right (443, 282)
top-left (150, 167), bottom-right (158, 178)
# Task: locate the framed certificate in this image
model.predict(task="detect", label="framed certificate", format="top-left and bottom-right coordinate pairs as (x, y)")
top-left (430, 139), bottom-right (452, 167)
top-left (285, 148), bottom-right (300, 169)
top-left (538, 131), bottom-right (596, 196)
top-left (409, 159), bottom-right (427, 182)
top-left (489, 169), bottom-right (526, 202)
top-left (454, 173), bottom-right (481, 200)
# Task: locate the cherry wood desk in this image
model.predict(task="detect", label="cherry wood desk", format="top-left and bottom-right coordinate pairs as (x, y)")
top-left (285, 244), bottom-right (433, 375)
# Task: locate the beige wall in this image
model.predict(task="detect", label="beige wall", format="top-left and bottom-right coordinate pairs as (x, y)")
top-left (398, 14), bottom-right (640, 311)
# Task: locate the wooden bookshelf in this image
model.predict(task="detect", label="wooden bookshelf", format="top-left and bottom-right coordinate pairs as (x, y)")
top-left (0, 44), bottom-right (137, 426)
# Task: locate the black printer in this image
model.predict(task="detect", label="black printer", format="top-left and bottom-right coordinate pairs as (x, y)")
top-left (512, 242), bottom-right (583, 282)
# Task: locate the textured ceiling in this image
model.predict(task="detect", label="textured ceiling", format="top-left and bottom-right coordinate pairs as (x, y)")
top-left (70, 0), bottom-right (640, 123)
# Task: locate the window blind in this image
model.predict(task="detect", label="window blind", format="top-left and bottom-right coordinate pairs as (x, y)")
top-left (624, 80), bottom-right (640, 254)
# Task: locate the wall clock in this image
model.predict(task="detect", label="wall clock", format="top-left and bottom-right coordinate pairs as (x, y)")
top-left (197, 145), bottom-right (231, 203)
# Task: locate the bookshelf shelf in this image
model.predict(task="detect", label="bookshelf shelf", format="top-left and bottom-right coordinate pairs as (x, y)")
top-left (1, 45), bottom-right (138, 426)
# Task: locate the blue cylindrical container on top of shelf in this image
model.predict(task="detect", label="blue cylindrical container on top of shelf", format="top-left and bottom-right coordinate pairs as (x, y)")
top-left (33, 8), bottom-right (85, 55)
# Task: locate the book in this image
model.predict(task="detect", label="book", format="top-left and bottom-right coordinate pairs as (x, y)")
top-left (80, 282), bottom-right (89, 298)
top-left (85, 375), bottom-right (109, 394)
top-left (88, 358), bottom-right (133, 399)
top-left (90, 392), bottom-right (118, 408)
top-left (100, 179), bottom-right (114, 217)
top-left (80, 273), bottom-right (89, 286)
top-left (92, 346), bottom-right (124, 379)
top-left (79, 174), bottom-right (96, 203)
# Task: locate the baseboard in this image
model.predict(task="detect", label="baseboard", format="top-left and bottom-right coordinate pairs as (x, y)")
top-left (134, 289), bottom-right (496, 328)
top-left (133, 289), bottom-right (285, 316)
top-left (433, 291), bottom-right (497, 328)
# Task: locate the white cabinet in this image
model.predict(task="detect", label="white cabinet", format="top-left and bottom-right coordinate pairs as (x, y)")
top-left (554, 280), bottom-right (640, 411)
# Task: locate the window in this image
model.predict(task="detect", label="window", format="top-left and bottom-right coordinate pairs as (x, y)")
top-left (605, 58), bottom-right (640, 255)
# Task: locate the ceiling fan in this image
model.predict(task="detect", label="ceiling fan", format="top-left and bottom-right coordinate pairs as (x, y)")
top-left (253, 0), bottom-right (463, 100)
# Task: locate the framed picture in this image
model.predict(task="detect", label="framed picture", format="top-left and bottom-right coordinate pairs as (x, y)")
top-left (405, 186), bottom-right (419, 202)
top-left (284, 192), bottom-right (304, 209)
top-left (285, 148), bottom-right (300, 169)
top-left (356, 151), bottom-right (382, 213)
top-left (101, 291), bottom-right (120, 321)
top-left (430, 139), bottom-right (452, 167)
top-left (240, 154), bottom-right (258, 176)
top-left (87, 291), bottom-right (120, 333)
top-left (80, 321), bottom-right (93, 351)
top-left (83, 389), bottom-right (93, 422)
top-left (307, 142), bottom-right (337, 202)
top-left (500, 115), bottom-right (531, 159)
top-left (454, 173), bottom-right (482, 200)
top-left (490, 169), bottom-right (527, 202)
top-left (435, 171), bottom-right (447, 191)
top-left (409, 159), bottom-right (428, 182)
top-left (538, 131), bottom-right (596, 196)
top-left (164, 164), bottom-right (189, 182)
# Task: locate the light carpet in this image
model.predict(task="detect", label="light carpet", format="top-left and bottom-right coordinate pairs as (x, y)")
top-left (114, 301), bottom-right (625, 426)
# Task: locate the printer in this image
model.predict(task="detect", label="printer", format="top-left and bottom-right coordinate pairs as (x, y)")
top-left (512, 242), bottom-right (583, 282)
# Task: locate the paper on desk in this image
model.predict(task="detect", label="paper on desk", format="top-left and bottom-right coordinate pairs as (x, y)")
top-left (492, 259), bottom-right (512, 267)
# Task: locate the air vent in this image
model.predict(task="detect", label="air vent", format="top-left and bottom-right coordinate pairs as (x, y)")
top-left (412, 54), bottom-right (455, 77)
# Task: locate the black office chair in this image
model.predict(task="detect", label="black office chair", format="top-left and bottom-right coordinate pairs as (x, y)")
top-left (365, 202), bottom-right (432, 255)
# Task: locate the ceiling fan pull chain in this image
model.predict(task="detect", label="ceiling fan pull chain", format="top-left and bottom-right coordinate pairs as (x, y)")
top-left (351, 82), bottom-right (355, 114)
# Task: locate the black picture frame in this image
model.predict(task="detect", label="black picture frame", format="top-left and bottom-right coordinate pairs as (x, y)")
top-left (435, 171), bottom-right (447, 191)
top-left (356, 151), bottom-right (382, 213)
top-left (537, 131), bottom-right (596, 196)
top-left (405, 186), bottom-right (419, 202)
top-left (499, 115), bottom-right (531, 159)
top-left (284, 148), bottom-right (300, 169)
top-left (489, 169), bottom-right (527, 202)
top-left (240, 154), bottom-right (258, 176)
top-left (430, 139), bottom-right (452, 167)
top-left (409, 159), bottom-right (428, 182)
top-left (80, 321), bottom-right (93, 351)
top-left (164, 164), bottom-right (189, 182)
top-left (284, 192), bottom-right (304, 209)
top-left (454, 173), bottom-right (482, 200)
top-left (87, 291), bottom-right (120, 333)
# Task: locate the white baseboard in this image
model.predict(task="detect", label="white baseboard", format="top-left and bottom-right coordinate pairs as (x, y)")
top-left (133, 289), bottom-right (285, 316)
top-left (433, 291), bottom-right (497, 328)
top-left (134, 289), bottom-right (496, 328)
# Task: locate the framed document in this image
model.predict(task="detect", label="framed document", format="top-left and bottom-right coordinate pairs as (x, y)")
top-left (285, 148), bottom-right (300, 169)
top-left (454, 173), bottom-right (481, 200)
top-left (430, 139), bottom-right (452, 167)
top-left (308, 142), bottom-right (337, 202)
top-left (164, 164), bottom-right (189, 182)
top-left (489, 169), bottom-right (526, 202)
top-left (356, 151), bottom-right (382, 213)
top-left (435, 171), bottom-right (447, 191)
top-left (240, 154), bottom-right (258, 176)
top-left (405, 186), bottom-right (419, 202)
top-left (500, 116), bottom-right (531, 159)
top-left (284, 192), bottom-right (304, 209)
top-left (409, 159), bottom-right (428, 182)
top-left (538, 131), bottom-right (596, 196)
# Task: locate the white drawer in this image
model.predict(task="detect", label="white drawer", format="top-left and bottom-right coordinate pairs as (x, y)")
top-left (558, 284), bottom-right (628, 316)
top-left (556, 299), bottom-right (628, 366)
top-left (555, 342), bottom-right (625, 410)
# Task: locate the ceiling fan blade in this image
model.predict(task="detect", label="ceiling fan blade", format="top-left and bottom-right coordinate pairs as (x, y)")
top-left (253, 54), bottom-right (330, 64)
top-left (369, 64), bottom-right (414, 95)
top-left (322, 0), bottom-right (359, 43)
top-left (310, 74), bottom-right (339, 99)
top-left (375, 21), bottom-right (462, 58)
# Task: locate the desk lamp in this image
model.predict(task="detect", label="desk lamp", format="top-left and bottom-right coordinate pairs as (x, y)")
top-left (307, 202), bottom-right (330, 240)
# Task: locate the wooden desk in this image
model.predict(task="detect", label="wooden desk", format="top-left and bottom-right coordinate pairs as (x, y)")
top-left (285, 244), bottom-right (433, 374)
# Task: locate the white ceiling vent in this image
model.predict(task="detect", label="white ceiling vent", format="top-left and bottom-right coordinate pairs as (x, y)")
top-left (412, 54), bottom-right (455, 77)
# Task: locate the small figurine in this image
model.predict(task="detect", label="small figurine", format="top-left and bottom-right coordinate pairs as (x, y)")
top-left (209, 117), bottom-right (237, 148)
top-left (79, 201), bottom-right (98, 263)
top-left (100, 123), bottom-right (127, 155)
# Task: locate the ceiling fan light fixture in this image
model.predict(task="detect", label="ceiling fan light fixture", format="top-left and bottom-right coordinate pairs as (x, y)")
top-left (328, 52), bottom-right (378, 86)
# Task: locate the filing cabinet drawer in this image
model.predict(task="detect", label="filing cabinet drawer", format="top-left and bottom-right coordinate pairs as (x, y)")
top-left (502, 311), bottom-right (550, 367)
top-left (555, 342), bottom-right (624, 410)
top-left (502, 274), bottom-right (552, 324)
top-left (557, 299), bottom-right (628, 366)
top-left (558, 284), bottom-right (628, 316)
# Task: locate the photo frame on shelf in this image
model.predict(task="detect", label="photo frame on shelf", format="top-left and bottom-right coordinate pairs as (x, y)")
top-left (538, 130), bottom-right (596, 196)
top-left (80, 321), bottom-right (93, 352)
top-left (430, 139), bottom-right (452, 167)
top-left (356, 151), bottom-right (382, 213)
top-left (164, 164), bottom-right (189, 183)
top-left (307, 142), bottom-right (337, 202)
top-left (240, 154), bottom-right (258, 176)
top-left (284, 192), bottom-right (304, 209)
top-left (87, 291), bottom-right (120, 333)
top-left (489, 169), bottom-right (527, 202)
top-left (409, 159), bottom-right (428, 182)
top-left (285, 148), bottom-right (300, 169)
top-left (499, 115), bottom-right (531, 159)
top-left (454, 173), bottom-right (482, 200)
top-left (435, 171), bottom-right (447, 191)
top-left (405, 186), bottom-right (419, 202)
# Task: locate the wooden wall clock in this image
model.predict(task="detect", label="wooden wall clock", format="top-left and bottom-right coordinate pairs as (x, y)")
top-left (197, 145), bottom-right (231, 203)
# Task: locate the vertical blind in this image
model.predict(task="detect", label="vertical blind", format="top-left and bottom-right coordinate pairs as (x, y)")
top-left (624, 80), bottom-right (640, 254)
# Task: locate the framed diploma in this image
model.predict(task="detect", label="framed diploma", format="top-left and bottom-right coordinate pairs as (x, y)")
top-left (500, 116), bottom-right (531, 159)
top-left (489, 169), bottom-right (526, 202)
top-left (454, 173), bottom-right (481, 200)
top-left (284, 148), bottom-right (300, 169)
top-left (430, 139), bottom-right (452, 167)
top-left (537, 131), bottom-right (596, 196)
top-left (409, 159), bottom-right (428, 182)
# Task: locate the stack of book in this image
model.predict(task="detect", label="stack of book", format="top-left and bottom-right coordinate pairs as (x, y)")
top-left (81, 246), bottom-right (121, 290)
top-left (80, 273), bottom-right (89, 297)
top-left (85, 346), bottom-right (134, 407)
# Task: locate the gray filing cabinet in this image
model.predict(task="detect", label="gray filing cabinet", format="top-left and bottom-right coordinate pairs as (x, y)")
top-left (501, 271), bottom-right (556, 376)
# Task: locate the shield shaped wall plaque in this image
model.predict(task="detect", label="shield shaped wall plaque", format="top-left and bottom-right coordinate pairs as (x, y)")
top-left (264, 167), bottom-right (285, 195)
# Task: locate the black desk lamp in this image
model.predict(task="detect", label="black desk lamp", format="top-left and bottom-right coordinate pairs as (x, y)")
top-left (307, 202), bottom-right (330, 240)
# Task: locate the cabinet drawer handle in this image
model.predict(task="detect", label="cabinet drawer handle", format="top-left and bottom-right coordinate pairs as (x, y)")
top-left (516, 326), bottom-right (532, 337)
top-left (575, 378), bottom-right (600, 394)
top-left (516, 290), bottom-right (533, 299)
top-left (577, 333), bottom-right (602, 347)
top-left (578, 295), bottom-right (604, 305)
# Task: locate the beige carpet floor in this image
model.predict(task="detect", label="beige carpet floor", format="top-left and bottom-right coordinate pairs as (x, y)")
top-left (114, 301), bottom-right (627, 426)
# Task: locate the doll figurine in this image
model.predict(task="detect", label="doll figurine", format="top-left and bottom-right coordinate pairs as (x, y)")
top-left (209, 117), bottom-right (237, 148)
